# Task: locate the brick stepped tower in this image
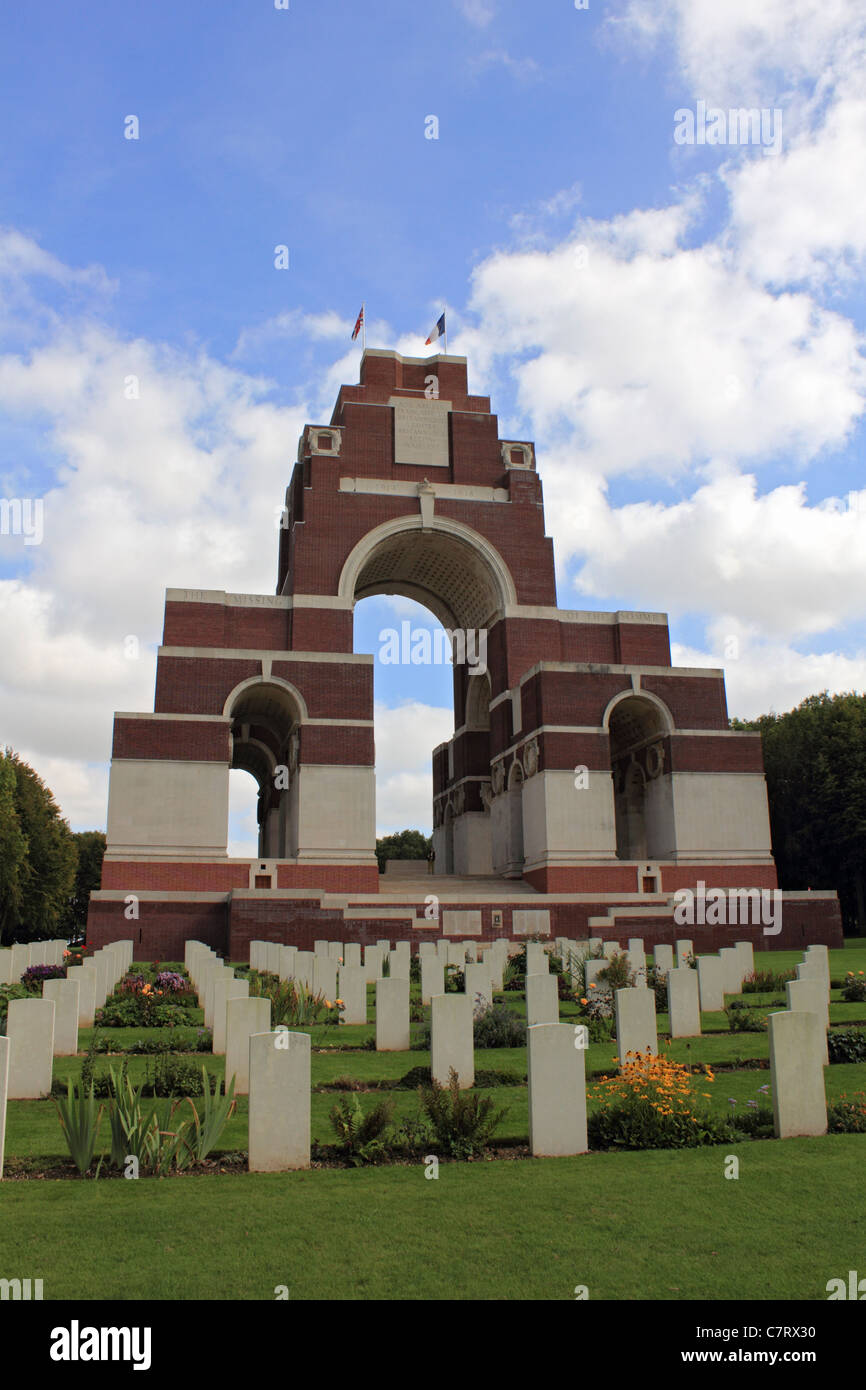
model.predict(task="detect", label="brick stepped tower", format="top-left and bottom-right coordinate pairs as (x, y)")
top-left (87, 349), bottom-right (842, 956)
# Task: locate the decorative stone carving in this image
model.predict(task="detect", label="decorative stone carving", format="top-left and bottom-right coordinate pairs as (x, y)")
top-left (645, 741), bottom-right (665, 779)
top-left (491, 761), bottom-right (506, 796)
top-left (453, 785), bottom-right (465, 816)
top-left (500, 441), bottom-right (533, 470)
top-left (479, 780), bottom-right (493, 813)
top-left (523, 738), bottom-right (539, 777)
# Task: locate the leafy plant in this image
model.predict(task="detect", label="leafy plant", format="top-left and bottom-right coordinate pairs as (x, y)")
top-left (827, 1091), bottom-right (866, 1133)
top-left (473, 1002), bottom-right (526, 1049)
top-left (841, 971), bottom-right (866, 1002)
top-left (725, 1000), bottom-right (768, 1032)
top-left (187, 1067), bottom-right (236, 1161)
top-left (21, 964), bottom-right (66, 991)
top-left (828, 1028), bottom-right (866, 1064)
top-left (588, 1052), bottom-right (729, 1150)
top-left (742, 968), bottom-right (796, 993)
top-left (328, 1094), bottom-right (395, 1164)
top-left (418, 1067), bottom-right (506, 1158)
top-left (55, 1078), bottom-right (103, 1175)
top-left (0, 982), bottom-right (30, 1034)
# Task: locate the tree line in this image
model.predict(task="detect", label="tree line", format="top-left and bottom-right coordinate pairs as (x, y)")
top-left (731, 691), bottom-right (866, 932)
top-left (0, 748), bottom-right (104, 945)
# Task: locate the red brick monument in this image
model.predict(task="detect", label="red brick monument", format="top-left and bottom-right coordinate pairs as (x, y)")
top-left (87, 350), bottom-right (842, 956)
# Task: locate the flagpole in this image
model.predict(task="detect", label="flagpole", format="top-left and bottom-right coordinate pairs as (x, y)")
top-left (443, 316), bottom-right (447, 354)
top-left (362, 302), bottom-right (366, 353)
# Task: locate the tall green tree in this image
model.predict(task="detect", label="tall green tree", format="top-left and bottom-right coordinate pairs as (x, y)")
top-left (0, 753), bottom-right (28, 943)
top-left (731, 691), bottom-right (866, 931)
top-left (375, 828), bottom-right (432, 873)
top-left (62, 829), bottom-right (106, 938)
top-left (0, 748), bottom-right (78, 944)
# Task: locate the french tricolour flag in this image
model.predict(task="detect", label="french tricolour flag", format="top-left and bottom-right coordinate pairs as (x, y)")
top-left (425, 312), bottom-right (445, 345)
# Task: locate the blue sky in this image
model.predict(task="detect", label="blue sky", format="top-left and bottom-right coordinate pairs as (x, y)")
top-left (1, 0), bottom-right (864, 850)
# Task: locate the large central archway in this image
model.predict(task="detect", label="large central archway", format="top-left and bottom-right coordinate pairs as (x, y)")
top-left (343, 517), bottom-right (515, 878)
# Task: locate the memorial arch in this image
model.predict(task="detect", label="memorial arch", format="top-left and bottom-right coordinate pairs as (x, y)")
top-left (87, 348), bottom-right (813, 959)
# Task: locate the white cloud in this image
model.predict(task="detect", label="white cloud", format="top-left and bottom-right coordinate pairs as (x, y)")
top-left (455, 0), bottom-right (495, 28)
top-left (673, 623), bottom-right (866, 720)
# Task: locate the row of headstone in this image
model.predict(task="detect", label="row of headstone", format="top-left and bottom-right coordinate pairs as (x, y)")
top-left (0, 938), bottom-right (67, 983)
top-left (768, 945), bottom-right (831, 1137)
top-left (1, 939), bottom-right (134, 1107)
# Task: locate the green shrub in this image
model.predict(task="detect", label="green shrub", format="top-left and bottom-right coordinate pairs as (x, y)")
top-left (473, 1003), bottom-right (526, 1049)
top-left (725, 1000), bottom-right (767, 1032)
top-left (827, 1092), bottom-right (866, 1133)
top-left (329, 1094), bottom-right (395, 1164)
top-left (645, 965), bottom-right (669, 1012)
top-left (589, 1053), bottom-right (732, 1150)
top-left (0, 983), bottom-right (30, 1034)
top-left (418, 1068), bottom-right (506, 1158)
top-left (828, 1029), bottom-right (866, 1064)
top-left (96, 996), bottom-right (197, 1028)
top-left (841, 972), bottom-right (866, 1002)
top-left (742, 968), bottom-right (796, 993)
top-left (55, 1079), bottom-right (104, 1175)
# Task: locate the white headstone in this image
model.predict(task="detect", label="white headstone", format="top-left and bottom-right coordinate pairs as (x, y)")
top-left (311, 955), bottom-right (336, 1002)
top-left (615, 988), bottom-right (657, 1066)
top-left (248, 1030), bottom-right (310, 1170)
top-left (786, 979), bottom-right (829, 1063)
top-left (337, 965), bottom-right (367, 1025)
top-left (667, 968), bottom-right (701, 1038)
top-left (376, 977), bottom-right (410, 1051)
top-left (212, 976), bottom-right (249, 1054)
top-left (526, 972), bottom-right (559, 1026)
top-left (421, 955), bottom-right (444, 1005)
top-left (696, 955), bottom-right (724, 1012)
top-left (464, 963), bottom-right (493, 1012)
top-left (7, 998), bottom-right (55, 1098)
top-left (43, 979), bottom-right (80, 1055)
top-left (431, 993), bottom-right (474, 1089)
top-left (654, 944), bottom-right (674, 976)
top-left (768, 1010), bottom-right (827, 1138)
top-left (225, 996), bottom-right (271, 1095)
top-left (527, 1023), bottom-right (587, 1156)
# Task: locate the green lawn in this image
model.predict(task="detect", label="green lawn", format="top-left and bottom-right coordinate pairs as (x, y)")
top-left (1, 1137), bottom-right (864, 1300)
top-left (2, 939), bottom-right (864, 1302)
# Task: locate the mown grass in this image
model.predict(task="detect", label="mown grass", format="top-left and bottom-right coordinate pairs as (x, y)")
top-left (1, 1137), bottom-right (865, 1300)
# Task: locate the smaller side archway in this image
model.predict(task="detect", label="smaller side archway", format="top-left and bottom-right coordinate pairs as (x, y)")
top-left (224, 678), bottom-right (305, 858)
top-left (606, 693), bottom-right (676, 861)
